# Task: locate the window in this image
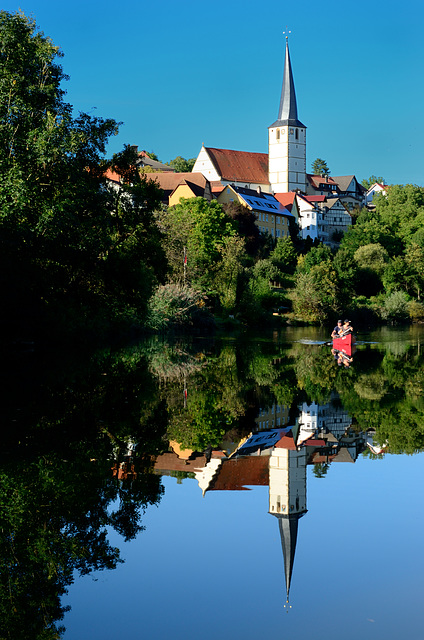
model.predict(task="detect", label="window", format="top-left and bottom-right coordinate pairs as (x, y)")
top-left (271, 216), bottom-right (274, 222)
top-left (295, 129), bottom-right (299, 140)
top-left (276, 229), bottom-right (280, 237)
top-left (276, 216), bottom-right (280, 224)
top-left (266, 214), bottom-right (268, 222)
top-left (276, 129), bottom-right (280, 140)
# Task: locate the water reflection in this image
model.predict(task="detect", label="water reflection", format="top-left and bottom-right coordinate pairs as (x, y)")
top-left (153, 393), bottom-right (372, 605)
top-left (1, 326), bottom-right (424, 638)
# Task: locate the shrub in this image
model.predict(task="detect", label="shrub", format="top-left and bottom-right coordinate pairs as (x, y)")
top-left (146, 284), bottom-right (213, 331)
top-left (380, 291), bottom-right (410, 322)
top-left (408, 300), bottom-right (424, 322)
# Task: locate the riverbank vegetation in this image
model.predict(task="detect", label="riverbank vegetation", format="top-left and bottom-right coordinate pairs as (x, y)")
top-left (2, 10), bottom-right (424, 346)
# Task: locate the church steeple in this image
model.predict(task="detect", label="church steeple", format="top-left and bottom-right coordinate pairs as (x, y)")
top-left (268, 37), bottom-right (307, 193)
top-left (272, 39), bottom-right (305, 128)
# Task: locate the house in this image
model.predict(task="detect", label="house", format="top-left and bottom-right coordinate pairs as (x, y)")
top-left (216, 184), bottom-right (294, 239)
top-left (330, 175), bottom-right (366, 210)
top-left (315, 197), bottom-right (352, 248)
top-left (192, 146), bottom-right (270, 192)
top-left (142, 172), bottom-right (212, 205)
top-left (136, 148), bottom-right (174, 172)
top-left (295, 194), bottom-right (321, 242)
top-left (306, 174), bottom-right (339, 197)
top-left (365, 182), bottom-right (387, 208)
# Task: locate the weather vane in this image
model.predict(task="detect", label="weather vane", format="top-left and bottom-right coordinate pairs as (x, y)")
top-left (283, 26), bottom-right (291, 40)
top-left (283, 597), bottom-right (292, 613)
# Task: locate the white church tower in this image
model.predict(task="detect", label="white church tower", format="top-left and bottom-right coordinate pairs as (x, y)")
top-left (268, 38), bottom-right (306, 193)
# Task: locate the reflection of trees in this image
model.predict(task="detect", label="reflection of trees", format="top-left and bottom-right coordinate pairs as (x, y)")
top-left (0, 346), bottom-right (167, 639)
top-left (3, 333), bottom-right (424, 637)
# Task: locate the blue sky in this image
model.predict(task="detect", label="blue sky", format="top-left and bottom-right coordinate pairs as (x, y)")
top-left (5, 0), bottom-right (424, 185)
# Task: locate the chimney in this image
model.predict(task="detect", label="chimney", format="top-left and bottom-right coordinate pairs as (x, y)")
top-left (257, 186), bottom-right (262, 194)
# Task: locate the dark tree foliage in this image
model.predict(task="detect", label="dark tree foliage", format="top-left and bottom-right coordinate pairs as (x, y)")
top-left (222, 200), bottom-right (260, 256)
top-left (0, 11), bottom-right (165, 344)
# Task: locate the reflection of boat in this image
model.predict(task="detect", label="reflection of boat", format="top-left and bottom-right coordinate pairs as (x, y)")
top-left (332, 333), bottom-right (356, 356)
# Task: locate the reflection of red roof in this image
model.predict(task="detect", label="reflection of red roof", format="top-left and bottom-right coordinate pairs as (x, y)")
top-left (206, 147), bottom-right (269, 184)
top-left (210, 456), bottom-right (269, 491)
top-left (153, 452), bottom-right (207, 473)
top-left (311, 452), bottom-right (337, 464)
top-left (304, 438), bottom-right (326, 447)
top-left (275, 435), bottom-right (296, 450)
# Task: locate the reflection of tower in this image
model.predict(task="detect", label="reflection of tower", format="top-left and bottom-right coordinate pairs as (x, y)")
top-left (268, 446), bottom-right (307, 603)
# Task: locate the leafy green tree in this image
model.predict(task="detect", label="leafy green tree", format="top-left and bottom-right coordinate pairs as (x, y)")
top-left (374, 184), bottom-right (424, 242)
top-left (311, 158), bottom-right (330, 175)
top-left (222, 200), bottom-right (260, 256)
top-left (292, 262), bottom-right (341, 322)
top-left (340, 215), bottom-right (402, 257)
top-left (354, 243), bottom-right (388, 275)
top-left (296, 244), bottom-right (333, 273)
top-left (270, 237), bottom-right (298, 274)
top-left (159, 197), bottom-right (236, 288)
top-left (213, 235), bottom-right (248, 312)
top-left (166, 155), bottom-right (196, 172)
top-left (0, 11), bottom-right (165, 342)
top-left (361, 175), bottom-right (385, 190)
top-left (144, 150), bottom-right (159, 161)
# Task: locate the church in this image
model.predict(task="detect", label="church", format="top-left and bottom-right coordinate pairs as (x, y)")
top-left (191, 38), bottom-right (362, 247)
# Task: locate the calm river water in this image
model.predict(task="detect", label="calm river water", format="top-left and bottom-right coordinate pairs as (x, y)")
top-left (2, 325), bottom-right (424, 639)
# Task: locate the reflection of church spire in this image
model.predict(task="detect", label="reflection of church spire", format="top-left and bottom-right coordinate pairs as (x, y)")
top-left (277, 513), bottom-right (305, 602)
top-left (269, 446), bottom-right (307, 603)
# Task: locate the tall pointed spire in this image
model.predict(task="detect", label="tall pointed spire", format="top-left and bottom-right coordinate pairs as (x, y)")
top-left (271, 38), bottom-right (305, 128)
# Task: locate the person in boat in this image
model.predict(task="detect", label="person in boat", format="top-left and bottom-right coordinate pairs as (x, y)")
top-left (341, 319), bottom-right (353, 336)
top-left (331, 320), bottom-right (343, 338)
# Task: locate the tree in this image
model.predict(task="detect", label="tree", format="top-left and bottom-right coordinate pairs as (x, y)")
top-left (361, 175), bottom-right (385, 190)
top-left (0, 11), bottom-right (165, 342)
top-left (144, 150), bottom-right (159, 161)
top-left (166, 155), bottom-right (196, 172)
top-left (159, 197), bottom-right (237, 289)
top-left (311, 158), bottom-right (330, 175)
top-left (270, 237), bottom-right (298, 274)
top-left (292, 262), bottom-right (341, 322)
top-left (354, 243), bottom-right (388, 275)
top-left (222, 200), bottom-right (260, 256)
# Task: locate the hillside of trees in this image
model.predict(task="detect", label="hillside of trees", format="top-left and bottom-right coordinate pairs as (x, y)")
top-left (2, 10), bottom-right (424, 346)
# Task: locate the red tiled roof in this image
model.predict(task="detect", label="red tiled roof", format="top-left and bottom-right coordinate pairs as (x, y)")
top-left (104, 168), bottom-right (121, 183)
top-left (211, 181), bottom-right (226, 194)
top-left (145, 172), bottom-right (208, 196)
top-left (307, 174), bottom-right (338, 188)
top-left (206, 147), bottom-right (269, 184)
top-left (302, 195), bottom-right (326, 202)
top-left (274, 192), bottom-right (296, 210)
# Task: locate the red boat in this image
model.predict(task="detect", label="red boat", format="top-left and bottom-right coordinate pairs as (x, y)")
top-left (332, 333), bottom-right (356, 355)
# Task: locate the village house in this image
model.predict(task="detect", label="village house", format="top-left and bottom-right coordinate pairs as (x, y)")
top-left (216, 184), bottom-right (294, 239)
top-left (364, 182), bottom-right (387, 208)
